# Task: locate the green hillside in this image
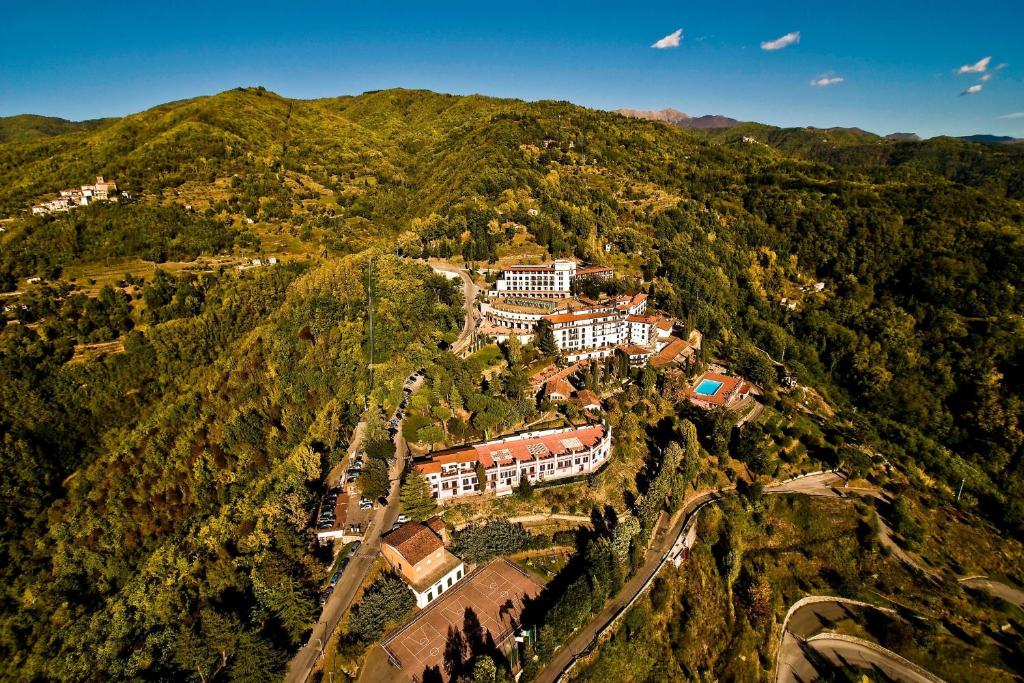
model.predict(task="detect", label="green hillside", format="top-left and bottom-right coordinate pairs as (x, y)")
top-left (1, 87), bottom-right (1023, 681)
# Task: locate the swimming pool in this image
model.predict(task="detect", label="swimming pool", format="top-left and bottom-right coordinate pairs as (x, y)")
top-left (694, 379), bottom-right (724, 396)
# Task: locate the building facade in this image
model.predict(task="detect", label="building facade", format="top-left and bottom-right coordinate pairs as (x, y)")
top-left (489, 260), bottom-right (612, 299)
top-left (381, 518), bottom-right (466, 608)
top-left (416, 424), bottom-right (612, 501)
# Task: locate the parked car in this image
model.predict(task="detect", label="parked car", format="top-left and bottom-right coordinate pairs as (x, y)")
top-left (359, 501), bottom-right (373, 511)
top-left (347, 541), bottom-right (362, 556)
top-left (318, 522), bottom-right (334, 530)
top-left (319, 586), bottom-right (333, 606)
top-left (329, 571), bottom-right (343, 586)
top-left (397, 514), bottom-right (409, 524)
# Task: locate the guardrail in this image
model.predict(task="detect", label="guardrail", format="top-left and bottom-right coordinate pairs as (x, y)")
top-left (803, 632), bottom-right (945, 683)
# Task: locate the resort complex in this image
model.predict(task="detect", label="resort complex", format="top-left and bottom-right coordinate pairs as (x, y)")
top-left (415, 423), bottom-right (612, 500)
top-left (480, 259), bottom-right (699, 365)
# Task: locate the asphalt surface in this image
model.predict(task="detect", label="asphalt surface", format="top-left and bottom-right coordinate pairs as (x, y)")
top-left (536, 472), bottom-right (842, 683)
top-left (959, 576), bottom-right (1024, 608)
top-left (284, 375), bottom-right (424, 683)
top-left (428, 260), bottom-right (478, 355)
top-left (804, 634), bottom-right (942, 683)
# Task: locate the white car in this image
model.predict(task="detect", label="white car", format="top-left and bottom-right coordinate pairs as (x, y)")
top-left (396, 514), bottom-right (409, 524)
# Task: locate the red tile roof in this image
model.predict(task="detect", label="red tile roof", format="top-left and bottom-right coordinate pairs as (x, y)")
top-left (382, 522), bottom-right (444, 565)
top-left (685, 372), bottom-right (742, 406)
top-left (544, 311), bottom-right (616, 325)
top-left (651, 337), bottom-right (693, 368)
top-left (416, 425), bottom-right (608, 475)
top-left (618, 343), bottom-right (653, 356)
top-left (545, 378), bottom-right (574, 399)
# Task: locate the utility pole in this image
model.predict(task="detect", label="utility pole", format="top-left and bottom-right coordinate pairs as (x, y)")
top-left (367, 256), bottom-right (374, 409)
top-left (956, 478), bottom-right (965, 502)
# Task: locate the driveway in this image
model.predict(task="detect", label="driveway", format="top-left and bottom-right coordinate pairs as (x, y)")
top-left (284, 375), bottom-right (424, 683)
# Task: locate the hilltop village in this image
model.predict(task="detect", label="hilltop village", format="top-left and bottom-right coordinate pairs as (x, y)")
top-left (30, 176), bottom-right (128, 215)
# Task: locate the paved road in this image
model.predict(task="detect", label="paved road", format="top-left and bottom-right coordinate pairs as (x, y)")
top-left (959, 576), bottom-right (1024, 608)
top-left (284, 377), bottom-right (423, 683)
top-left (428, 259), bottom-right (478, 355)
top-left (539, 472), bottom-right (840, 683)
top-left (804, 634), bottom-right (944, 683)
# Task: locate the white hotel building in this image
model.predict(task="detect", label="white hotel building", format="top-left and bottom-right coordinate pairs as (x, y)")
top-left (489, 259), bottom-right (612, 299)
top-left (415, 424), bottom-right (612, 501)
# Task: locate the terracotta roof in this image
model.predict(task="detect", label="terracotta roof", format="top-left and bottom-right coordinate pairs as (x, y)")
top-left (618, 343), bottom-right (653, 356)
top-left (546, 378), bottom-right (574, 399)
top-left (382, 522), bottom-right (444, 565)
top-left (545, 311), bottom-right (618, 325)
top-left (626, 314), bottom-right (658, 324)
top-left (656, 319), bottom-right (674, 331)
top-left (425, 516), bottom-right (446, 535)
top-left (574, 389), bottom-right (601, 408)
top-left (529, 361), bottom-right (583, 388)
top-left (417, 425), bottom-right (608, 475)
top-left (651, 337), bottom-right (692, 368)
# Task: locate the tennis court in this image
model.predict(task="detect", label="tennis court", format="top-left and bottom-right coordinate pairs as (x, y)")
top-left (382, 559), bottom-right (542, 681)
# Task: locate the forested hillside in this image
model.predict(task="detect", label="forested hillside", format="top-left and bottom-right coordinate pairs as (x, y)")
top-left (1, 87), bottom-right (1023, 680)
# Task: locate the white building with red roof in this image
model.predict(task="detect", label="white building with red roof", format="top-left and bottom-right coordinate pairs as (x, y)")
top-left (415, 423), bottom-right (612, 501)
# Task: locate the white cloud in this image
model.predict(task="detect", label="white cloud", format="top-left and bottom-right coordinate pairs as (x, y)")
top-left (961, 84), bottom-right (983, 96)
top-left (980, 73), bottom-right (992, 81)
top-left (761, 31), bottom-right (800, 51)
top-left (998, 112), bottom-right (1024, 119)
top-left (810, 75), bottom-right (844, 87)
top-left (957, 56), bottom-right (991, 74)
top-left (651, 29), bottom-right (683, 49)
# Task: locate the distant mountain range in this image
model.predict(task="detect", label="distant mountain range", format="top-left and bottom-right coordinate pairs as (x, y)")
top-left (957, 134), bottom-right (1024, 145)
top-left (615, 108), bottom-right (740, 129)
top-left (616, 108), bottom-right (1022, 143)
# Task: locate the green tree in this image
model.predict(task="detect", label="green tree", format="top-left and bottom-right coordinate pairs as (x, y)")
top-left (359, 458), bottom-right (390, 500)
top-left (416, 424), bottom-right (445, 451)
top-left (535, 319), bottom-right (557, 356)
top-left (348, 575), bottom-right (415, 642)
top-left (401, 472), bottom-right (438, 521)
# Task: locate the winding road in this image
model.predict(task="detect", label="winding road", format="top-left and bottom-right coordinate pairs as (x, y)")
top-left (428, 259), bottom-right (478, 356)
top-left (284, 375), bottom-right (423, 683)
top-left (538, 471), bottom-right (842, 683)
top-left (775, 597), bottom-right (942, 683)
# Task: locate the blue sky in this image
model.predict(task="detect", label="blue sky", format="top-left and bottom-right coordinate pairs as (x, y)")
top-left (2, 1), bottom-right (1022, 137)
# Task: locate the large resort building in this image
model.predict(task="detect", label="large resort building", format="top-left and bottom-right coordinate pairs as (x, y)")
top-left (480, 259), bottom-right (697, 365)
top-left (489, 259), bottom-right (612, 299)
top-left (415, 423), bottom-right (612, 501)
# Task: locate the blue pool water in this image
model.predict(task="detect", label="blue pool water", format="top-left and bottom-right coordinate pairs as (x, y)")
top-left (694, 379), bottom-right (724, 396)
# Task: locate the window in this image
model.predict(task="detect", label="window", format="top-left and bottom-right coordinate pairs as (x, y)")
top-left (447, 576), bottom-right (453, 588)
top-left (427, 591), bottom-right (433, 601)
top-left (457, 569), bottom-right (463, 579)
